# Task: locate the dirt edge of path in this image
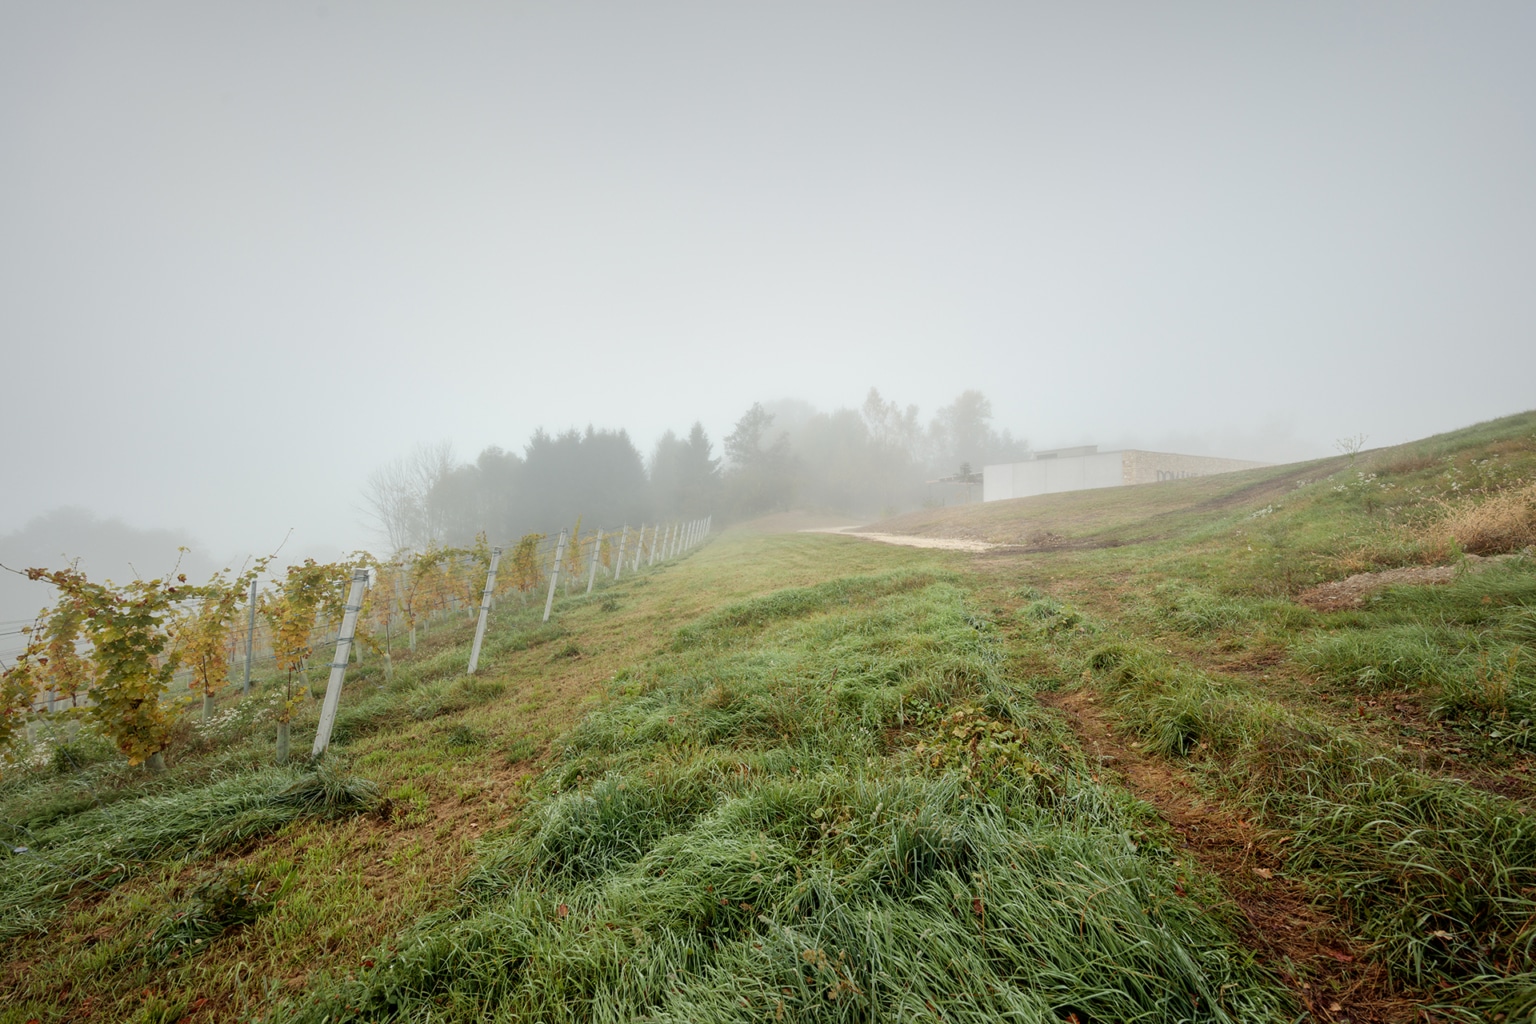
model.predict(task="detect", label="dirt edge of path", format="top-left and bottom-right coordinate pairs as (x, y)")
top-left (1039, 687), bottom-right (1422, 1024)
top-left (1295, 549), bottom-right (1532, 611)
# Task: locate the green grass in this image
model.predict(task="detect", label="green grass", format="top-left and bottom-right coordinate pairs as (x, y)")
top-left (927, 411), bottom-right (1536, 1020)
top-left (287, 576), bottom-right (1291, 1023)
top-left (1072, 635), bottom-right (1536, 990)
top-left (3, 410), bottom-right (1535, 1022)
top-left (0, 761), bottom-right (379, 941)
top-left (0, 531), bottom-right (974, 1022)
top-left (1287, 559), bottom-right (1536, 740)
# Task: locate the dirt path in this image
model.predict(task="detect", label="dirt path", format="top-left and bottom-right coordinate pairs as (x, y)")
top-left (1040, 688), bottom-right (1418, 1024)
top-left (798, 525), bottom-right (999, 552)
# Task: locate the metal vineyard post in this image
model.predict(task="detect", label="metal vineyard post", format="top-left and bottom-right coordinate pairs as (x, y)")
top-left (543, 530), bottom-right (568, 623)
top-left (311, 567), bottom-right (369, 758)
top-left (467, 547), bottom-right (501, 675)
top-left (586, 529), bottom-right (604, 594)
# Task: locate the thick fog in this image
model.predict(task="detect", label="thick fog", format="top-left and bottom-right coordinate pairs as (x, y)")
top-left (3, 3), bottom-right (1534, 632)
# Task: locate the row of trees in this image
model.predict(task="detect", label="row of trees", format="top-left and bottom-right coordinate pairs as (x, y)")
top-left (365, 428), bottom-right (699, 552)
top-left (722, 389), bottom-right (1029, 518)
top-left (365, 388), bottom-right (1029, 550)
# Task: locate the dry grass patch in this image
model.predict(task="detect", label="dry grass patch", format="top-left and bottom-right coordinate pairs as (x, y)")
top-left (1434, 481), bottom-right (1536, 555)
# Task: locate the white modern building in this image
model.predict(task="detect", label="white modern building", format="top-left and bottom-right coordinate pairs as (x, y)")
top-left (983, 446), bottom-right (1266, 502)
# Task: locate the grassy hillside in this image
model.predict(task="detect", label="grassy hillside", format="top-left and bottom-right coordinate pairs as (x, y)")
top-left (1, 411), bottom-right (1533, 1023)
top-left (889, 410), bottom-right (1536, 1021)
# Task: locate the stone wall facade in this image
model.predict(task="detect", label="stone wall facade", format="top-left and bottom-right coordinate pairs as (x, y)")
top-left (984, 449), bottom-right (1268, 501)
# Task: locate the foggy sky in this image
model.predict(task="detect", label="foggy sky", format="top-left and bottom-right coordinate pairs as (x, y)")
top-left (3, 2), bottom-right (1533, 557)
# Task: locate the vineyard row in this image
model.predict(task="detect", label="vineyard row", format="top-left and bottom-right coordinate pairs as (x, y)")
top-left (1, 516), bottom-right (712, 773)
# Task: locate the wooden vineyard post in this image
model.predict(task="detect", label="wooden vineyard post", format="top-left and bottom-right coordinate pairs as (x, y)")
top-left (648, 523), bottom-right (660, 566)
top-left (311, 567), bottom-right (369, 758)
top-left (632, 524), bottom-right (644, 572)
top-left (586, 529), bottom-right (603, 594)
top-left (242, 576), bottom-right (257, 695)
top-left (543, 530), bottom-right (568, 623)
top-left (467, 546), bottom-right (502, 675)
top-left (613, 526), bottom-right (629, 581)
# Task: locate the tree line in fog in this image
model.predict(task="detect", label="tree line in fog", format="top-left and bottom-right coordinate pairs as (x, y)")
top-left (363, 389), bottom-right (1029, 552)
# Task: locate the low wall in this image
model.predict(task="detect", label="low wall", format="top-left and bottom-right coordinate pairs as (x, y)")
top-left (1120, 450), bottom-right (1268, 485)
top-left (984, 449), bottom-right (1267, 501)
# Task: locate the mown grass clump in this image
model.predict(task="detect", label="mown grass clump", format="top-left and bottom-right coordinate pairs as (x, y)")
top-left (145, 866), bottom-right (274, 961)
top-left (48, 733), bottom-right (117, 775)
top-left (0, 762), bottom-right (379, 940)
top-left (1293, 624), bottom-right (1465, 691)
top-left (670, 569), bottom-right (948, 650)
top-left (331, 672), bottom-right (508, 743)
top-left (1151, 586), bottom-right (1317, 638)
top-left (289, 574), bottom-right (1290, 1023)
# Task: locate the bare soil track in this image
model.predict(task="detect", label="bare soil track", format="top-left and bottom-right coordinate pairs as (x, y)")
top-left (1296, 549), bottom-right (1532, 610)
top-left (1041, 688), bottom-right (1419, 1024)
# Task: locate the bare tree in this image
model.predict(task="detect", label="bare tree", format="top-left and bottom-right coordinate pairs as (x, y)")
top-left (362, 441), bottom-right (456, 552)
top-left (861, 387), bottom-right (922, 464)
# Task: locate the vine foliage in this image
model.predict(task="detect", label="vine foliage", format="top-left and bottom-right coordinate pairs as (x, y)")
top-left (6, 567), bottom-right (194, 767)
top-left (261, 559), bottom-right (350, 723)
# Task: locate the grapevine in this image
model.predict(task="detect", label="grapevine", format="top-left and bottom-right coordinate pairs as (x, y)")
top-left (262, 559), bottom-right (349, 718)
top-left (17, 566), bottom-right (190, 767)
top-left (507, 533), bottom-right (545, 601)
top-left (43, 602), bottom-right (95, 707)
top-left (565, 518), bottom-right (585, 581)
top-left (0, 623), bottom-right (45, 773)
top-left (175, 564), bottom-right (265, 713)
